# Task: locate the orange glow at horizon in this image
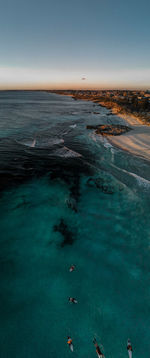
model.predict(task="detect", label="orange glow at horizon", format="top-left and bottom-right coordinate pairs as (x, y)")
top-left (0, 67), bottom-right (150, 90)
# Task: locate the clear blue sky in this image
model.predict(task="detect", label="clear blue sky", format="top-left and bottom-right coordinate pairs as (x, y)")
top-left (0, 0), bottom-right (150, 89)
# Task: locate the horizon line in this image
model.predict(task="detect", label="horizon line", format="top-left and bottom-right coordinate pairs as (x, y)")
top-left (0, 87), bottom-right (149, 91)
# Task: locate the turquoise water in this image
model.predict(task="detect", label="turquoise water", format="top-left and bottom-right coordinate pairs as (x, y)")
top-left (0, 91), bottom-right (150, 358)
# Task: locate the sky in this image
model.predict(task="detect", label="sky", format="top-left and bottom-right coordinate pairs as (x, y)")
top-left (0, 0), bottom-right (150, 90)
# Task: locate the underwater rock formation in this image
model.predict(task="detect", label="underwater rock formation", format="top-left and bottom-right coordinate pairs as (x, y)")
top-left (54, 218), bottom-right (74, 247)
top-left (66, 197), bottom-right (77, 212)
top-left (87, 177), bottom-right (114, 194)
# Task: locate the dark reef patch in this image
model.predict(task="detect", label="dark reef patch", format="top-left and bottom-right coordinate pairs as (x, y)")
top-left (70, 175), bottom-right (80, 202)
top-left (50, 164), bottom-right (81, 211)
top-left (66, 197), bottom-right (77, 213)
top-left (54, 218), bottom-right (74, 247)
top-left (87, 177), bottom-right (114, 194)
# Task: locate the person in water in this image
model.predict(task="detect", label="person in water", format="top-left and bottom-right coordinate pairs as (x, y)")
top-left (68, 297), bottom-right (78, 304)
top-left (67, 336), bottom-right (73, 351)
top-left (93, 338), bottom-right (104, 358)
top-left (69, 265), bottom-right (75, 272)
top-left (127, 339), bottom-right (133, 352)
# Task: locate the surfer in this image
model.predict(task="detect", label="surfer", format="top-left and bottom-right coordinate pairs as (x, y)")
top-left (67, 336), bottom-right (73, 352)
top-left (69, 265), bottom-right (75, 272)
top-left (93, 338), bottom-right (104, 358)
top-left (127, 339), bottom-right (133, 358)
top-left (68, 297), bottom-right (78, 304)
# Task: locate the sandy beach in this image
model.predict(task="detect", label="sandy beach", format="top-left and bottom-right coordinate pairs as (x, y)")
top-left (108, 113), bottom-right (150, 161)
top-left (74, 94), bottom-right (150, 162)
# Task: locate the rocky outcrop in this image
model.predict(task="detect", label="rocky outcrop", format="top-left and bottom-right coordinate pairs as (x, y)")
top-left (86, 124), bottom-right (131, 136)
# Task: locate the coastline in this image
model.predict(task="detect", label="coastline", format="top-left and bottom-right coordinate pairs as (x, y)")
top-left (108, 124), bottom-right (150, 162)
top-left (49, 91), bottom-right (150, 162)
top-left (96, 101), bottom-right (150, 161)
top-left (94, 100), bottom-right (150, 126)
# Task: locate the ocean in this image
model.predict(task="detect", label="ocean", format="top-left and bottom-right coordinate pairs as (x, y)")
top-left (0, 90), bottom-right (150, 358)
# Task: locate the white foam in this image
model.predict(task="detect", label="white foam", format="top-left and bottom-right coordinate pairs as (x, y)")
top-left (104, 141), bottom-right (113, 149)
top-left (16, 139), bottom-right (36, 148)
top-left (48, 138), bottom-right (64, 145)
top-left (31, 139), bottom-right (36, 147)
top-left (70, 124), bottom-right (77, 129)
top-left (53, 146), bottom-right (82, 158)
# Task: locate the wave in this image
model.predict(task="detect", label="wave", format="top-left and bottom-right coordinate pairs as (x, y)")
top-left (70, 124), bottom-right (77, 129)
top-left (16, 139), bottom-right (37, 148)
top-left (16, 138), bottom-right (64, 148)
top-left (113, 165), bottom-right (150, 189)
top-left (89, 133), bottom-right (101, 143)
top-left (31, 139), bottom-right (36, 147)
top-left (52, 146), bottom-right (82, 158)
top-left (38, 138), bottom-right (64, 147)
top-left (89, 132), bottom-right (114, 151)
top-left (103, 139), bottom-right (113, 149)
top-left (126, 171), bottom-right (150, 188)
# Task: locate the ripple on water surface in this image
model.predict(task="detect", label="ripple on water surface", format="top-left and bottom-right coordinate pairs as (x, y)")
top-left (0, 92), bottom-right (150, 358)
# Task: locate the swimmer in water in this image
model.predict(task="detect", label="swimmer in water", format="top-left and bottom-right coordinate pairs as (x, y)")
top-left (127, 339), bottom-right (133, 358)
top-left (93, 338), bottom-right (104, 358)
top-left (68, 297), bottom-right (78, 304)
top-left (69, 265), bottom-right (75, 272)
top-left (67, 336), bottom-right (73, 351)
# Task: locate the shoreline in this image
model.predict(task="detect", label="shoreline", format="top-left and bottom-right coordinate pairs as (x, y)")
top-left (50, 91), bottom-right (150, 162)
top-left (108, 124), bottom-right (150, 162)
top-left (91, 98), bottom-right (150, 162)
top-left (95, 99), bottom-right (150, 161)
top-left (93, 99), bottom-right (150, 126)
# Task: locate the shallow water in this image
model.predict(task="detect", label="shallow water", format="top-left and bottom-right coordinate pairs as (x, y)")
top-left (0, 91), bottom-right (150, 358)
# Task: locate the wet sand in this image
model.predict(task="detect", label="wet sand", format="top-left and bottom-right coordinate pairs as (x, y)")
top-left (107, 113), bottom-right (150, 162)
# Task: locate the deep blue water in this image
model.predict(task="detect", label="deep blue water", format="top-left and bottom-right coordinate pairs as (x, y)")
top-left (0, 91), bottom-right (150, 358)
